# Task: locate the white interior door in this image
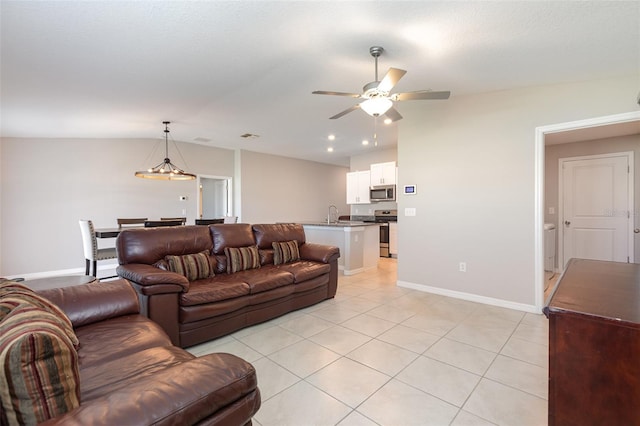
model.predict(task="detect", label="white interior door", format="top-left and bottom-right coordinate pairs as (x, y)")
top-left (560, 152), bottom-right (633, 268)
top-left (198, 176), bottom-right (232, 219)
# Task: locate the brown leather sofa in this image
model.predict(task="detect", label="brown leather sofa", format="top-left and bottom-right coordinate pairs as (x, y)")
top-left (1, 278), bottom-right (260, 426)
top-left (116, 223), bottom-right (340, 348)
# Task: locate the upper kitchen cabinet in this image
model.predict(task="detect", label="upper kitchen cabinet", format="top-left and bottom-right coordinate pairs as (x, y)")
top-left (370, 161), bottom-right (396, 186)
top-left (347, 170), bottom-right (370, 204)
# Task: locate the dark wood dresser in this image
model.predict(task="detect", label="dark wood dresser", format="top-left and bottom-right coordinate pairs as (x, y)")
top-left (543, 258), bottom-right (640, 426)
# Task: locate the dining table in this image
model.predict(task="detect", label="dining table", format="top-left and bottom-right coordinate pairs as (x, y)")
top-left (94, 227), bottom-right (142, 239)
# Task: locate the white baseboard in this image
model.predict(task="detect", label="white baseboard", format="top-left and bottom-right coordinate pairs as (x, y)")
top-left (339, 265), bottom-right (377, 276)
top-left (397, 280), bottom-right (541, 314)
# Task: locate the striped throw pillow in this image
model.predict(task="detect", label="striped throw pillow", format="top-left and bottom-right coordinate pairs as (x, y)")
top-left (0, 305), bottom-right (80, 424)
top-left (225, 246), bottom-right (261, 274)
top-left (0, 287), bottom-right (78, 348)
top-left (166, 251), bottom-right (214, 281)
top-left (273, 240), bottom-right (300, 265)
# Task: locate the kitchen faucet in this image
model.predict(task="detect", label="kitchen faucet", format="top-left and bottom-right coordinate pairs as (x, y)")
top-left (327, 205), bottom-right (338, 224)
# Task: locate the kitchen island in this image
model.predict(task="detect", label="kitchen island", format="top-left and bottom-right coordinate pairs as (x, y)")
top-left (300, 221), bottom-right (380, 275)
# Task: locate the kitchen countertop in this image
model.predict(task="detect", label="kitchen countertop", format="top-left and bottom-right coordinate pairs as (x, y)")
top-left (299, 221), bottom-right (379, 228)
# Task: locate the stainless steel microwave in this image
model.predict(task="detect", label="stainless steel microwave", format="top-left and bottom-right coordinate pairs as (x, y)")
top-left (370, 185), bottom-right (396, 202)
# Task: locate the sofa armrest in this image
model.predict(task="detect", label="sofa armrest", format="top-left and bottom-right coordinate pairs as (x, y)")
top-left (117, 263), bottom-right (189, 295)
top-left (299, 243), bottom-right (340, 264)
top-left (39, 353), bottom-right (260, 426)
top-left (37, 279), bottom-right (139, 328)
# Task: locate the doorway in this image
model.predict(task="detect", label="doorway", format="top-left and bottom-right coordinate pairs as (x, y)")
top-left (558, 152), bottom-right (634, 268)
top-left (534, 111), bottom-right (640, 312)
top-left (197, 175), bottom-right (233, 220)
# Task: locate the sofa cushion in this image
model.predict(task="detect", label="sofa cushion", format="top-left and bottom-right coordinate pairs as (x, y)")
top-left (259, 249), bottom-right (274, 265)
top-left (277, 260), bottom-right (331, 283)
top-left (117, 226), bottom-right (213, 265)
top-left (180, 278), bottom-right (250, 306)
top-left (180, 297), bottom-right (250, 324)
top-left (0, 305), bottom-right (80, 424)
top-left (79, 345), bottom-right (195, 401)
top-left (252, 223), bottom-right (306, 249)
top-left (273, 240), bottom-right (300, 265)
top-left (210, 224), bottom-right (256, 255)
top-left (166, 251), bottom-right (214, 281)
top-left (233, 266), bottom-right (294, 294)
top-left (74, 315), bottom-right (172, 368)
top-left (225, 246), bottom-right (261, 274)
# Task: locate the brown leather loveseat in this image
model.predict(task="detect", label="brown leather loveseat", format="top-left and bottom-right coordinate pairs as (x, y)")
top-left (0, 278), bottom-right (260, 425)
top-left (116, 223), bottom-right (340, 348)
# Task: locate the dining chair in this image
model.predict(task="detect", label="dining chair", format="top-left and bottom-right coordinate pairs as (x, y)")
top-left (79, 219), bottom-right (117, 278)
top-left (160, 217), bottom-right (187, 225)
top-left (144, 220), bottom-right (184, 228)
top-left (117, 218), bottom-right (148, 228)
top-left (195, 218), bottom-right (224, 225)
top-left (223, 216), bottom-right (238, 224)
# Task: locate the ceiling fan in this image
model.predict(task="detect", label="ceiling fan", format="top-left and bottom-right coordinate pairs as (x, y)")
top-left (313, 46), bottom-right (450, 122)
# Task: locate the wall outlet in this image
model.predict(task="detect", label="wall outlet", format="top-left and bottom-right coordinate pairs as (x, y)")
top-left (548, 207), bottom-right (555, 215)
top-left (459, 262), bottom-right (467, 272)
top-left (182, 209), bottom-right (186, 216)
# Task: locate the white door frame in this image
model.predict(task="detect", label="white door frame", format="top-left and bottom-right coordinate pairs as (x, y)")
top-left (557, 151), bottom-right (634, 269)
top-left (196, 174), bottom-right (233, 219)
top-left (534, 111), bottom-right (640, 312)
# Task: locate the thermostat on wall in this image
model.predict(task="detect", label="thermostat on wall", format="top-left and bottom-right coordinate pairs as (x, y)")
top-left (404, 185), bottom-right (417, 195)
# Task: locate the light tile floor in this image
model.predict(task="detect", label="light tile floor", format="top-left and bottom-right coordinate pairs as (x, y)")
top-left (188, 258), bottom-right (549, 426)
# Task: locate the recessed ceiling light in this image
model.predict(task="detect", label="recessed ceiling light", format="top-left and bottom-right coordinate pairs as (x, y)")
top-left (384, 118), bottom-right (392, 125)
top-left (193, 137), bottom-right (212, 143)
top-left (362, 140), bottom-right (369, 146)
top-left (328, 134), bottom-right (335, 141)
top-left (327, 147), bottom-right (334, 152)
top-left (240, 133), bottom-right (260, 139)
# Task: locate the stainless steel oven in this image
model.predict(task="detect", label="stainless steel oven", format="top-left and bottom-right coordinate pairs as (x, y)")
top-left (375, 210), bottom-right (397, 257)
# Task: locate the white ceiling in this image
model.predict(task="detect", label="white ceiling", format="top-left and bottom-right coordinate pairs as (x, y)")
top-left (1, 1), bottom-right (639, 166)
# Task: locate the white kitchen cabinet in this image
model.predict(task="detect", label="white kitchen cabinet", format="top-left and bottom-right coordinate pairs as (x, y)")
top-left (346, 170), bottom-right (370, 204)
top-left (370, 161), bottom-right (396, 186)
top-left (389, 221), bottom-right (398, 257)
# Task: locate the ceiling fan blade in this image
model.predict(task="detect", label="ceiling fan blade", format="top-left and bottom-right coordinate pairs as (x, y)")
top-left (312, 90), bottom-right (362, 98)
top-left (394, 90), bottom-right (451, 101)
top-left (377, 68), bottom-right (407, 93)
top-left (329, 104), bottom-right (361, 119)
top-left (384, 106), bottom-right (403, 122)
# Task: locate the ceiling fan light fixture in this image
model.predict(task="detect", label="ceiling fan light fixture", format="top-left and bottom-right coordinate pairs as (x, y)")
top-left (135, 121), bottom-right (196, 181)
top-left (360, 97), bottom-right (393, 117)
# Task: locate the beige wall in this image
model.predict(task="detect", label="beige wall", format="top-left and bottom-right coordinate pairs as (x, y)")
top-left (0, 137), bottom-right (235, 276)
top-left (398, 74), bottom-right (639, 310)
top-left (238, 150), bottom-right (348, 224)
top-left (350, 147), bottom-right (397, 172)
top-left (545, 135), bottom-right (640, 264)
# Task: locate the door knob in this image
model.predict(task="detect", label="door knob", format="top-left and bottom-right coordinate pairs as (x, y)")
top-left (635, 228), bottom-right (640, 234)
top-left (564, 221), bottom-right (571, 226)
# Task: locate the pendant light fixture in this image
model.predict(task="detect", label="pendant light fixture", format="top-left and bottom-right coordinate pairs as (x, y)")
top-left (135, 121), bottom-right (196, 181)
